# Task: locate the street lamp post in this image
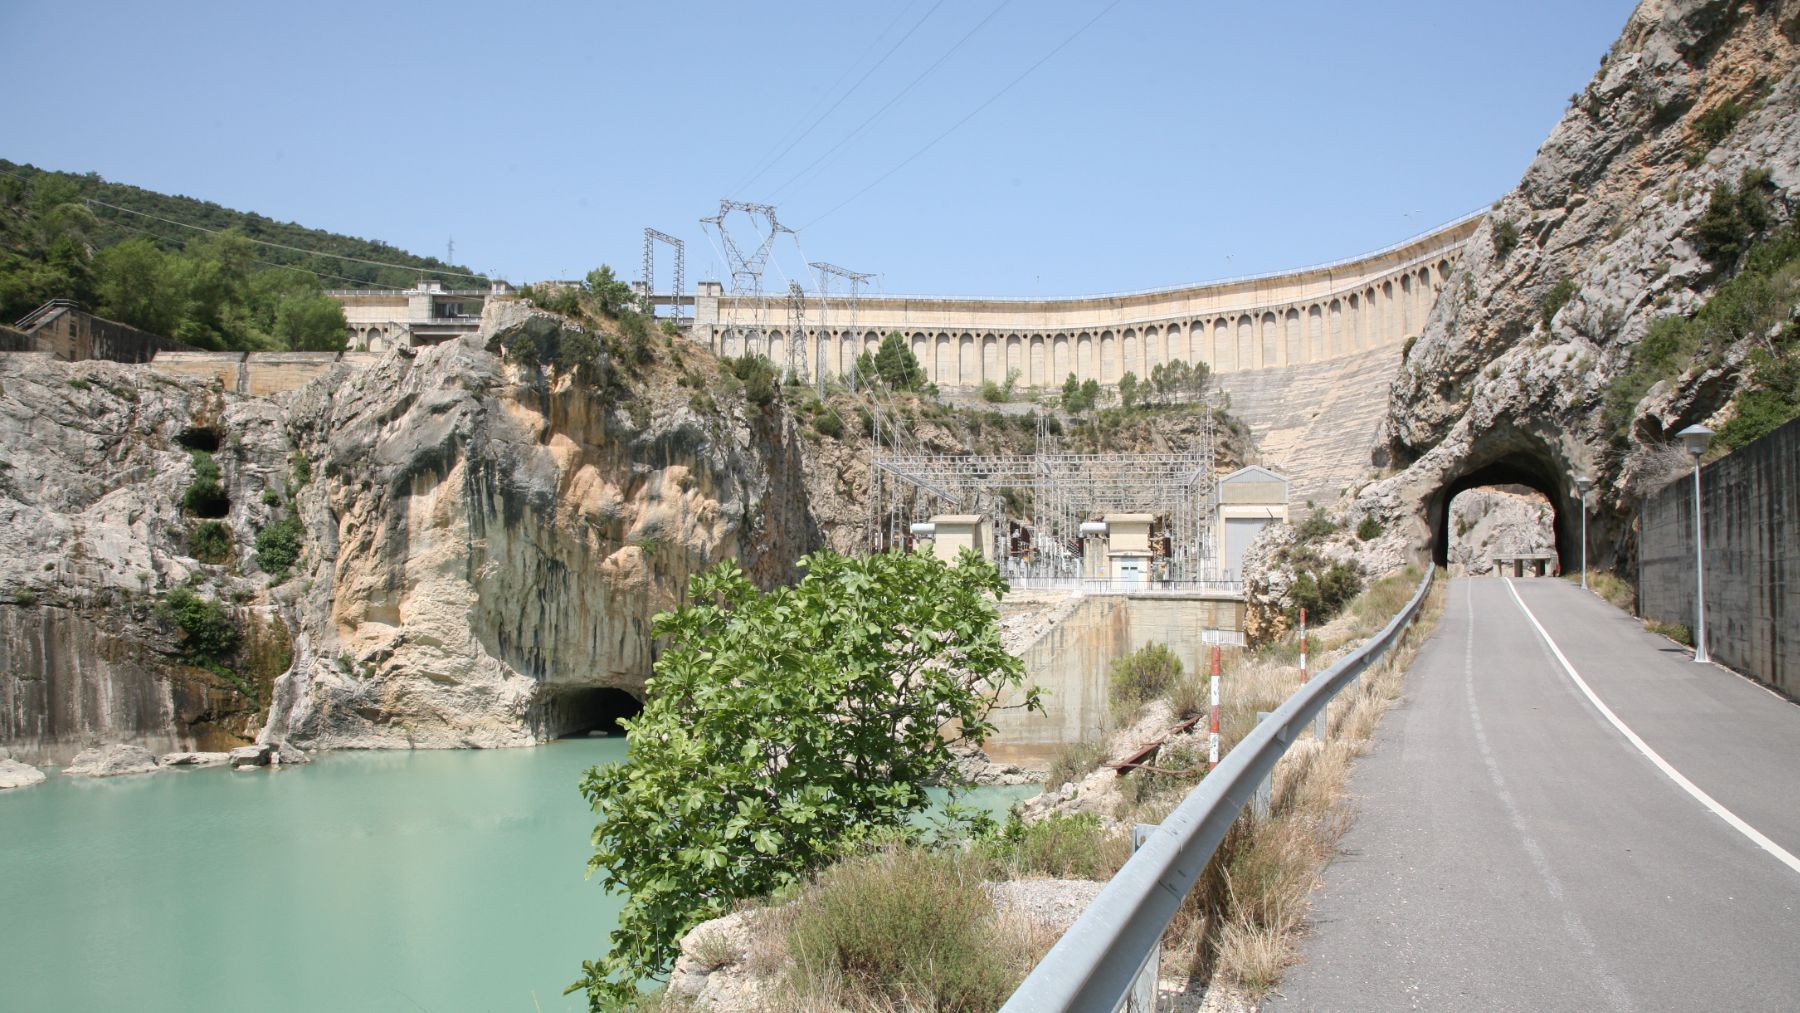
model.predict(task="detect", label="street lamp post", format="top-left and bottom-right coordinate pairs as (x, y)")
top-left (1573, 474), bottom-right (1593, 591)
top-left (1677, 425), bottom-right (1713, 664)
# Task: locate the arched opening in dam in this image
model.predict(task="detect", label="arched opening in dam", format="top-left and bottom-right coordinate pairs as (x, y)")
top-left (1427, 450), bottom-right (1576, 576)
top-left (530, 685), bottom-right (643, 738)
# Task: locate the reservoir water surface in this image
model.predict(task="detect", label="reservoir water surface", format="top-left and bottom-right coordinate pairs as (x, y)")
top-left (1, 739), bottom-right (1037, 1012)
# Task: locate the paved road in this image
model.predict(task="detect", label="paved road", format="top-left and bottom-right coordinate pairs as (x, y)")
top-left (1268, 576), bottom-right (1800, 1011)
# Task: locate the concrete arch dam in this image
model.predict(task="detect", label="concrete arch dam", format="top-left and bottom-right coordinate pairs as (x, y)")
top-left (695, 215), bottom-right (1479, 511)
top-left (692, 215), bottom-right (1478, 391)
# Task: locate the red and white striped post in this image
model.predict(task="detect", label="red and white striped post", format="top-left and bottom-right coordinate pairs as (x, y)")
top-left (1299, 607), bottom-right (1308, 681)
top-left (1208, 645), bottom-right (1221, 770)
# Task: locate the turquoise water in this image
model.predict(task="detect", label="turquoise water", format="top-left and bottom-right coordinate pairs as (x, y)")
top-left (0, 741), bottom-right (1040, 1012)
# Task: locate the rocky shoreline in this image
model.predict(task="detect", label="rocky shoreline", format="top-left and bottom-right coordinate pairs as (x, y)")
top-left (0, 739), bottom-right (310, 790)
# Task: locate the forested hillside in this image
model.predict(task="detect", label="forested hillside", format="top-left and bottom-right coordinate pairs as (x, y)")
top-left (0, 160), bottom-right (487, 351)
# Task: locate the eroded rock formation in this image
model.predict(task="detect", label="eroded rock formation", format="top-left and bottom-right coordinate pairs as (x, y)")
top-left (263, 301), bottom-right (818, 748)
top-left (1446, 486), bottom-right (1557, 575)
top-left (1366, 0), bottom-right (1800, 567)
top-left (0, 355), bottom-right (294, 763)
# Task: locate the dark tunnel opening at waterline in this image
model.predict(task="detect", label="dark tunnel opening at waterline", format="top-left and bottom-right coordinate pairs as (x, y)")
top-left (531, 686), bottom-right (643, 739)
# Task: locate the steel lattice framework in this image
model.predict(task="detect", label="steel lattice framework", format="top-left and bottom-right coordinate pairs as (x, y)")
top-left (869, 410), bottom-right (1221, 582)
top-left (700, 200), bottom-right (791, 359)
top-left (809, 260), bottom-right (875, 397)
top-left (785, 280), bottom-right (808, 381)
top-left (640, 228), bottom-right (684, 319)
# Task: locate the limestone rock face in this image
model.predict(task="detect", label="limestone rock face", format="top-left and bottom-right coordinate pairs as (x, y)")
top-left (261, 301), bottom-right (816, 749)
top-left (1446, 486), bottom-right (1556, 575)
top-left (0, 355), bottom-right (291, 764)
top-left (160, 751), bottom-right (231, 767)
top-left (64, 742), bottom-right (160, 777)
top-left (0, 756), bottom-right (47, 789)
top-left (1372, 0), bottom-right (1800, 563)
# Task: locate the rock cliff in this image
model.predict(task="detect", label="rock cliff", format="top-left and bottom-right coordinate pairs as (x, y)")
top-left (0, 301), bottom-right (826, 759)
top-left (265, 302), bottom-right (818, 748)
top-left (0, 354), bottom-right (293, 763)
top-left (1365, 0), bottom-right (1800, 568)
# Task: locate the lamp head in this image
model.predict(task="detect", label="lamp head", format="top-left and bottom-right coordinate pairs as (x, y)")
top-left (1676, 424), bottom-right (1714, 459)
top-left (1573, 474), bottom-right (1593, 495)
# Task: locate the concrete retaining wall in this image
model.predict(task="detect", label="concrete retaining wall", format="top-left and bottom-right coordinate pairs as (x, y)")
top-left (1639, 416), bottom-right (1799, 696)
top-left (987, 593), bottom-right (1245, 764)
top-left (148, 351), bottom-right (371, 397)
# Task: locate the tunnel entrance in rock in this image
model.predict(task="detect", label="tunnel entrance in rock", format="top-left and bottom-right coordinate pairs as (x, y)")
top-left (1428, 453), bottom-right (1575, 575)
top-left (532, 686), bottom-right (643, 739)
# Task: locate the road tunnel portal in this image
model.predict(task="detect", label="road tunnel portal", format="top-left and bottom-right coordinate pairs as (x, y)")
top-left (1427, 451), bottom-right (1576, 577)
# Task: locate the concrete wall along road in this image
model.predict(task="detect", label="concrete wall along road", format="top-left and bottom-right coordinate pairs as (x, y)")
top-left (148, 351), bottom-right (371, 397)
top-left (1639, 415), bottom-right (1799, 695)
top-left (987, 593), bottom-right (1246, 765)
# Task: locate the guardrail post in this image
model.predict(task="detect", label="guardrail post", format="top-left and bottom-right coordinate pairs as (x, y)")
top-left (1314, 700), bottom-right (1328, 742)
top-left (1125, 825), bottom-right (1162, 1011)
top-left (1253, 711), bottom-right (1274, 819)
top-left (998, 565), bottom-right (1436, 1013)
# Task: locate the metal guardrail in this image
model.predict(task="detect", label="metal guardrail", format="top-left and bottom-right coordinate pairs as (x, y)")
top-left (1000, 564), bottom-right (1437, 1012)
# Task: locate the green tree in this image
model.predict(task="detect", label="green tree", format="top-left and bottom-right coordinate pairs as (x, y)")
top-left (865, 331), bottom-right (926, 391)
top-left (94, 238), bottom-right (178, 337)
top-left (1118, 370), bottom-right (1139, 409)
top-left (1061, 373), bottom-right (1082, 412)
top-left (272, 292), bottom-right (348, 351)
top-left (585, 265), bottom-right (635, 316)
top-left (1080, 378), bottom-right (1100, 411)
top-left (571, 550), bottom-right (1038, 1008)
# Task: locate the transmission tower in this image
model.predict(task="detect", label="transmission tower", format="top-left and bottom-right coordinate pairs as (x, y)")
top-left (809, 261), bottom-right (874, 397)
top-left (640, 228), bottom-right (684, 320)
top-left (785, 280), bottom-right (808, 382)
top-left (700, 200), bottom-right (791, 360)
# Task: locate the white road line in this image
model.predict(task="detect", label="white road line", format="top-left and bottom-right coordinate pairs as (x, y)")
top-left (1504, 578), bottom-right (1800, 877)
top-left (1465, 581), bottom-right (1634, 1011)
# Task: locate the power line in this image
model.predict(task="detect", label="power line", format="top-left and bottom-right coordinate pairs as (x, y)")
top-left (16, 200), bottom-right (402, 292)
top-left (799, 0), bottom-right (1126, 231)
top-left (79, 195), bottom-right (489, 281)
top-left (727, 0), bottom-right (938, 197)
top-left (4, 164), bottom-right (489, 282)
top-left (765, 0), bottom-right (1015, 203)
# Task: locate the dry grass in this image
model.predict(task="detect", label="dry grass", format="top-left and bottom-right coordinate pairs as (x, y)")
top-left (1571, 569), bottom-right (1637, 613)
top-left (779, 847), bottom-right (1054, 1011)
top-left (1045, 738), bottom-right (1109, 789)
top-left (983, 811), bottom-right (1134, 881)
top-left (686, 923), bottom-right (741, 972)
top-left (1645, 619), bottom-right (1693, 646)
top-left (1134, 572), bottom-right (1447, 995)
top-left (704, 570), bottom-right (1449, 1011)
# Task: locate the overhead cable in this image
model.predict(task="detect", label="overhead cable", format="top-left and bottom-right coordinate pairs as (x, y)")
top-left (799, 0), bottom-right (1126, 230)
top-left (766, 0), bottom-right (1016, 202)
top-left (728, 0), bottom-right (940, 197)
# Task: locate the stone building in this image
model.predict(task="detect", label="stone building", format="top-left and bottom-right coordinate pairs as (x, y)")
top-left (1216, 465), bottom-right (1291, 581)
top-left (6, 300), bottom-right (192, 362)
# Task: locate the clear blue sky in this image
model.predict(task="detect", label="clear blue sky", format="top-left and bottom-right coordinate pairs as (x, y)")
top-left (4, 0), bottom-right (1639, 297)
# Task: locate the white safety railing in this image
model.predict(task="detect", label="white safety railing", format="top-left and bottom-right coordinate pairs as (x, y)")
top-left (1000, 565), bottom-right (1437, 1012)
top-left (1005, 577), bottom-right (1245, 596)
